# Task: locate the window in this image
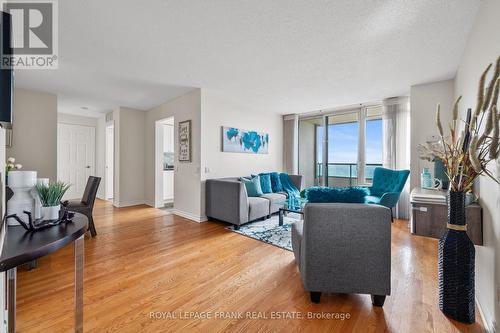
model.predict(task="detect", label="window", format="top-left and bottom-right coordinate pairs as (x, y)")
top-left (298, 105), bottom-right (384, 188)
top-left (365, 106), bottom-right (383, 182)
top-left (327, 112), bottom-right (359, 187)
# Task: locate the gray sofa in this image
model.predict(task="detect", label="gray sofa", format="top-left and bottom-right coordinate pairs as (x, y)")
top-left (291, 203), bottom-right (391, 306)
top-left (205, 175), bottom-right (302, 229)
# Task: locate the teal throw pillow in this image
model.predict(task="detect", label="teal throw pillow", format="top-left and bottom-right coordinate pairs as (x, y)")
top-left (240, 176), bottom-right (264, 197)
top-left (258, 173), bottom-right (272, 193)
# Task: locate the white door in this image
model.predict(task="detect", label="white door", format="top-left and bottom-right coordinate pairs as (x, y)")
top-left (105, 126), bottom-right (114, 199)
top-left (57, 124), bottom-right (96, 200)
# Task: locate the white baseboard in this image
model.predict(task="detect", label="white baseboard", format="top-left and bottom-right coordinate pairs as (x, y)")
top-left (144, 200), bottom-right (155, 207)
top-left (171, 209), bottom-right (208, 223)
top-left (476, 296), bottom-right (496, 333)
top-left (116, 199), bottom-right (146, 208)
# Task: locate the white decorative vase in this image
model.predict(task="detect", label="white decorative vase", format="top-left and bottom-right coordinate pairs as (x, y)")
top-left (41, 206), bottom-right (60, 220)
top-left (33, 178), bottom-right (50, 219)
top-left (7, 171), bottom-right (37, 226)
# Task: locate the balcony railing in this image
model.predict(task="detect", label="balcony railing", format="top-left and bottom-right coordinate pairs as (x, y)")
top-left (315, 163), bottom-right (382, 187)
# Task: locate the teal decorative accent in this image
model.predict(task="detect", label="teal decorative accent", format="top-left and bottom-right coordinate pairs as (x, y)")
top-left (240, 176), bottom-right (263, 197)
top-left (242, 132), bottom-right (262, 153)
top-left (306, 186), bottom-right (368, 203)
top-left (364, 167), bottom-right (410, 209)
top-left (421, 167), bottom-right (433, 189)
top-left (226, 128), bottom-right (239, 140)
top-left (258, 173), bottom-right (272, 193)
top-left (270, 172), bottom-right (283, 192)
top-left (222, 127), bottom-right (269, 154)
top-left (279, 173), bottom-right (300, 198)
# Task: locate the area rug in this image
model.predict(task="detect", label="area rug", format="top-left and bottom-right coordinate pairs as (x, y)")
top-left (226, 213), bottom-right (302, 251)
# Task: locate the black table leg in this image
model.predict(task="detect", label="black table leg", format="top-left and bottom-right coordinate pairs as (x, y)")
top-left (27, 259), bottom-right (37, 270)
top-left (279, 209), bottom-right (284, 226)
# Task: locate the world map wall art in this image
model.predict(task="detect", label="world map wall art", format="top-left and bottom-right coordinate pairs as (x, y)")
top-left (222, 126), bottom-right (269, 154)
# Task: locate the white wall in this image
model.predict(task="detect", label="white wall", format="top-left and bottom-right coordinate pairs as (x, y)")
top-left (57, 113), bottom-right (97, 127)
top-left (95, 114), bottom-right (107, 199)
top-left (144, 89), bottom-right (203, 220)
top-left (200, 90), bottom-right (284, 218)
top-left (454, 0), bottom-right (500, 330)
top-left (7, 88), bottom-right (57, 180)
top-left (144, 89), bottom-right (283, 221)
top-left (113, 107), bottom-right (145, 207)
top-left (113, 108), bottom-right (121, 205)
top-left (409, 79), bottom-right (455, 190)
top-left (200, 90), bottom-right (283, 178)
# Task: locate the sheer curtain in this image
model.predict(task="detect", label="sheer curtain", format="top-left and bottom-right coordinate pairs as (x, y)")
top-left (283, 115), bottom-right (299, 174)
top-left (382, 97), bottom-right (411, 219)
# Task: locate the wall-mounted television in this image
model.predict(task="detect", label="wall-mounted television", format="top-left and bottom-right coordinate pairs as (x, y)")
top-left (0, 11), bottom-right (13, 129)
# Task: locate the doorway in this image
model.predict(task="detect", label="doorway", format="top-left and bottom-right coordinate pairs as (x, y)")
top-left (154, 117), bottom-right (174, 208)
top-left (105, 124), bottom-right (114, 201)
top-left (57, 123), bottom-right (96, 200)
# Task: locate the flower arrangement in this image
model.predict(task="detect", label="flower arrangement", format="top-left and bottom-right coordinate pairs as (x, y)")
top-left (6, 157), bottom-right (23, 174)
top-left (425, 56), bottom-right (500, 324)
top-left (35, 182), bottom-right (71, 207)
top-left (420, 56), bottom-right (500, 191)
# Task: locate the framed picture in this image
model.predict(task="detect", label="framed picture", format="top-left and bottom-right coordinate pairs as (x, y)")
top-left (178, 120), bottom-right (192, 162)
top-left (222, 126), bottom-right (269, 154)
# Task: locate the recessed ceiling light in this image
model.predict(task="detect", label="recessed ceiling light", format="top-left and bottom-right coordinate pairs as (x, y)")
top-left (80, 106), bottom-right (89, 110)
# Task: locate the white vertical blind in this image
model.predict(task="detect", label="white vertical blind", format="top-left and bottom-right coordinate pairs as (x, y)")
top-left (283, 115), bottom-right (299, 174)
top-left (382, 97), bottom-right (411, 219)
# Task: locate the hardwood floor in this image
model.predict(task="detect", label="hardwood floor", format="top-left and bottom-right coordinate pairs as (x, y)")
top-left (16, 200), bottom-right (485, 332)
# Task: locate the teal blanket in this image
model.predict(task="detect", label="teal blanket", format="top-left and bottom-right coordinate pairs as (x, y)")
top-left (279, 173), bottom-right (300, 198)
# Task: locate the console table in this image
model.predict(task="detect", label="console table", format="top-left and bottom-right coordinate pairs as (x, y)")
top-left (0, 214), bottom-right (88, 333)
top-left (410, 188), bottom-right (483, 245)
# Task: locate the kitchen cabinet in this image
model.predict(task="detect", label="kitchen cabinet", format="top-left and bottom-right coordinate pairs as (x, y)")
top-left (163, 170), bottom-right (174, 201)
top-left (163, 124), bottom-right (174, 153)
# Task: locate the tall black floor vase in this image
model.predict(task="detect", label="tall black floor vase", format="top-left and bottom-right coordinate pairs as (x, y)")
top-left (438, 191), bottom-right (475, 324)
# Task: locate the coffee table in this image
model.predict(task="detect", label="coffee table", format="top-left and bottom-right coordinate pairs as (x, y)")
top-left (277, 197), bottom-right (308, 226)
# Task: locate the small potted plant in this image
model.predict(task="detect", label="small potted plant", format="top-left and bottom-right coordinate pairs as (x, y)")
top-left (5, 157), bottom-right (23, 184)
top-left (35, 182), bottom-right (71, 220)
top-left (6, 157), bottom-right (23, 172)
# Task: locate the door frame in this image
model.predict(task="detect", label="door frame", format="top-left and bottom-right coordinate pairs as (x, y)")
top-left (154, 117), bottom-right (174, 208)
top-left (105, 123), bottom-right (114, 201)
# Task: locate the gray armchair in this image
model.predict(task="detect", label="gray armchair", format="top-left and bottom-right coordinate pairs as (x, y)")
top-left (291, 203), bottom-right (391, 306)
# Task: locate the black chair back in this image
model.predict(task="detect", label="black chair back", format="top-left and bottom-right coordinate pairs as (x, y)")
top-left (81, 176), bottom-right (101, 207)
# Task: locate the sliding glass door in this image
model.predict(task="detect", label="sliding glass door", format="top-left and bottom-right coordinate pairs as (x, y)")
top-left (364, 106), bottom-right (383, 183)
top-left (298, 117), bottom-right (323, 188)
top-left (326, 112), bottom-right (359, 187)
top-left (298, 106), bottom-right (383, 188)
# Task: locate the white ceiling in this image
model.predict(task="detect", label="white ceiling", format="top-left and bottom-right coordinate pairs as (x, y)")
top-left (14, 0), bottom-right (480, 116)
